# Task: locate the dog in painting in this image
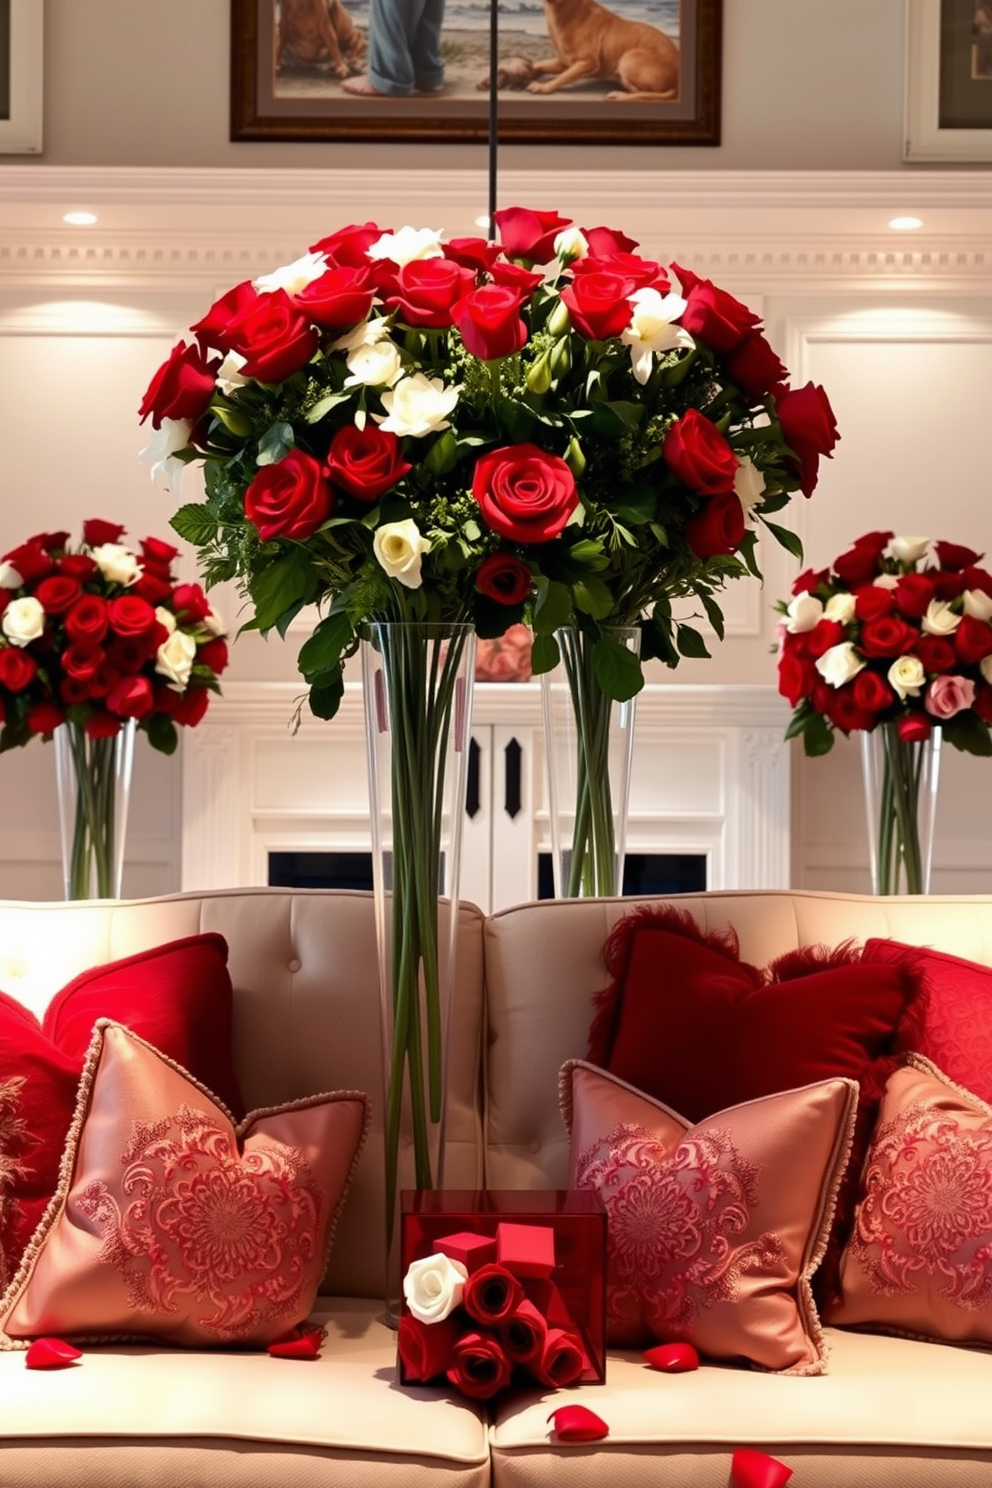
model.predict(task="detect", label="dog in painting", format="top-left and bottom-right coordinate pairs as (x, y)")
top-left (527, 0), bottom-right (679, 101)
top-left (277, 0), bottom-right (366, 80)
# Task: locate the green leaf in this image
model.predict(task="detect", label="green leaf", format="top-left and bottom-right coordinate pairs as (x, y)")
top-left (170, 503), bottom-right (221, 547)
top-left (736, 528), bottom-right (763, 580)
top-left (274, 599), bottom-right (308, 640)
top-left (306, 390), bottom-right (352, 423)
top-left (297, 611), bottom-right (354, 681)
top-left (497, 397), bottom-right (537, 443)
top-left (529, 632), bottom-right (560, 676)
top-left (676, 624), bottom-right (711, 660)
top-left (249, 551), bottom-right (315, 634)
top-left (698, 590), bottom-right (726, 641)
top-left (210, 404), bottom-right (253, 438)
top-left (532, 579), bottom-right (573, 635)
top-left (763, 520), bottom-right (804, 563)
top-left (423, 430), bottom-right (458, 477)
top-left (612, 483), bottom-right (657, 525)
top-left (308, 671), bottom-right (345, 721)
top-left (566, 538), bottom-right (608, 569)
top-left (572, 576), bottom-right (614, 620)
top-left (942, 715), bottom-right (992, 757)
top-left (592, 634), bottom-right (644, 702)
top-left (145, 713), bottom-right (179, 756)
top-left (802, 711), bottom-right (835, 757)
top-left (257, 421), bottom-right (295, 466)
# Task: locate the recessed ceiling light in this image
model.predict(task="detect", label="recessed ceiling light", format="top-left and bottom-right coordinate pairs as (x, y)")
top-left (888, 216), bottom-right (923, 231)
top-left (62, 211), bottom-right (98, 226)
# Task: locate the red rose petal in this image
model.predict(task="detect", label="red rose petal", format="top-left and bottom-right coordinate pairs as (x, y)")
top-left (643, 1342), bottom-right (699, 1373)
top-left (267, 1328), bottom-right (323, 1360)
top-left (25, 1337), bottom-right (83, 1370)
top-left (547, 1404), bottom-right (609, 1442)
top-left (730, 1448), bottom-right (794, 1488)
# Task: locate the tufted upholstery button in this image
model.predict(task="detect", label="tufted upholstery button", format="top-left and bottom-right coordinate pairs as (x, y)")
top-left (287, 958), bottom-right (302, 974)
top-left (528, 1138), bottom-right (542, 1154)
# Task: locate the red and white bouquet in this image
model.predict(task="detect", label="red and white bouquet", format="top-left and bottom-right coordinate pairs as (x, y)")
top-left (777, 532), bottom-right (992, 758)
top-left (0, 521), bottom-right (229, 753)
top-left (398, 1224), bottom-right (595, 1399)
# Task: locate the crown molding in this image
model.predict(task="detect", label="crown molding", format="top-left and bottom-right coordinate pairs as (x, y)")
top-left (1, 166), bottom-right (991, 294)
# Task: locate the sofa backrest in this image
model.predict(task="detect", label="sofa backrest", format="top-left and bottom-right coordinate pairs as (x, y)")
top-left (481, 890), bottom-right (992, 1191)
top-left (0, 889), bottom-right (486, 1301)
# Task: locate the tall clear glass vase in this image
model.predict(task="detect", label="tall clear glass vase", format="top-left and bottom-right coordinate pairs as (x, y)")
top-left (540, 627), bottom-right (640, 899)
top-left (860, 721), bottom-right (942, 895)
top-left (54, 719), bottom-right (136, 900)
top-left (360, 621), bottom-right (476, 1319)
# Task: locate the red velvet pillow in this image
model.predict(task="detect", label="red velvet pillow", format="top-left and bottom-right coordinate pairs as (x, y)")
top-left (863, 938), bottom-right (992, 1106)
top-left (0, 934), bottom-right (243, 1278)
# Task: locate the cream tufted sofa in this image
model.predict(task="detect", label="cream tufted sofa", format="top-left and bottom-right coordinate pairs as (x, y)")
top-left (3, 887), bottom-right (992, 1488)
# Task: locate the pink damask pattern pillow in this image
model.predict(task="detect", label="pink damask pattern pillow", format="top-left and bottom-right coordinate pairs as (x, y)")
top-left (0, 1021), bottom-right (369, 1350)
top-left (828, 1054), bottom-right (992, 1345)
top-left (0, 1077), bottom-right (29, 1295)
top-left (560, 1060), bottom-right (858, 1374)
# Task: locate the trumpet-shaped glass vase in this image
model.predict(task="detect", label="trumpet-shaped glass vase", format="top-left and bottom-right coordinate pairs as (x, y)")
top-left (54, 719), bottom-right (136, 900)
top-left (860, 721), bottom-right (942, 895)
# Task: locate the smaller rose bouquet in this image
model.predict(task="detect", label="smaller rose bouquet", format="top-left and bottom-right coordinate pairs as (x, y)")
top-left (398, 1223), bottom-right (595, 1400)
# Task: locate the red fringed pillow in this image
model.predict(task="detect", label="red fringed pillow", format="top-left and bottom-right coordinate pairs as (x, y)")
top-left (587, 906), bottom-right (923, 1308)
top-left (0, 934), bottom-right (243, 1278)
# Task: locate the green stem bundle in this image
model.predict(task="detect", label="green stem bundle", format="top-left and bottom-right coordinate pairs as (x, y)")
top-left (560, 632), bottom-right (619, 898)
top-left (62, 723), bottom-right (123, 899)
top-left (871, 721), bottom-right (936, 895)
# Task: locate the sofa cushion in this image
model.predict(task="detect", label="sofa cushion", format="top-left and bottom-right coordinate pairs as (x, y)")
top-left (829, 1054), bottom-right (992, 1347)
top-left (0, 933), bottom-right (243, 1279)
top-left (560, 1060), bottom-right (857, 1372)
top-left (1, 1022), bottom-right (369, 1349)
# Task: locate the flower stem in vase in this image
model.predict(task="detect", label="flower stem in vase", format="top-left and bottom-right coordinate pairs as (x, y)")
top-left (55, 720), bottom-right (136, 901)
top-left (862, 721), bottom-right (942, 895)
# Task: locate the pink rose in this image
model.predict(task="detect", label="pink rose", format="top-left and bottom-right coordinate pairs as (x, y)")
top-left (925, 674), bottom-right (976, 719)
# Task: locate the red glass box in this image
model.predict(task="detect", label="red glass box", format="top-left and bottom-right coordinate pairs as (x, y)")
top-left (400, 1189), bottom-right (607, 1386)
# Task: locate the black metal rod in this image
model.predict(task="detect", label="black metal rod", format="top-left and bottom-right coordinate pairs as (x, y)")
top-left (488, 0), bottom-right (498, 239)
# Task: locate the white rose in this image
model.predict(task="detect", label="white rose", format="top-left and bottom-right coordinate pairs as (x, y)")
top-left (90, 542), bottom-right (142, 587)
top-left (921, 598), bottom-right (961, 636)
top-left (402, 1252), bottom-right (467, 1324)
top-left (888, 654), bottom-right (926, 699)
top-left (815, 642), bottom-right (866, 688)
top-left (824, 592), bottom-right (857, 624)
top-left (155, 628), bottom-right (197, 690)
top-left (554, 226), bottom-right (589, 262)
top-left (344, 340), bottom-right (403, 389)
top-left (332, 316), bottom-right (394, 354)
top-left (373, 519), bottom-right (431, 589)
top-left (1, 596), bottom-right (45, 647)
top-left (873, 574), bottom-right (899, 590)
top-left (254, 251), bottom-right (327, 296)
top-left (0, 561), bottom-right (23, 589)
top-left (884, 535), bottom-right (930, 566)
top-left (141, 415), bottom-right (191, 493)
top-left (203, 606), bottom-right (226, 637)
top-left (368, 226), bottom-right (443, 268)
top-left (620, 289), bottom-right (692, 385)
top-left (734, 455), bottom-right (766, 515)
top-left (216, 350), bottom-right (247, 391)
top-left (785, 592), bottom-right (824, 633)
top-left (982, 655), bottom-right (992, 686)
top-left (376, 373), bottom-right (460, 438)
top-left (964, 589), bottom-right (992, 622)
top-left (154, 605), bottom-right (177, 635)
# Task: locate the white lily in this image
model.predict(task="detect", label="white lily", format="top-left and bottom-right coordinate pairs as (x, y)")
top-left (620, 289), bottom-right (692, 385)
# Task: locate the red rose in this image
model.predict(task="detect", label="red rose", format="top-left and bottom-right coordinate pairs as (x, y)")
top-left (109, 594), bottom-right (157, 639)
top-left (933, 570), bottom-right (967, 601)
top-left (956, 614), bottom-right (992, 665)
top-left (462, 1265), bottom-right (525, 1327)
top-left (83, 519), bottom-right (126, 548)
top-left (684, 493), bottom-right (746, 559)
top-left (227, 290), bottom-right (318, 383)
top-left (2, 540), bottom-right (52, 584)
top-left (472, 444), bottom-right (578, 544)
top-left (397, 1314), bottom-right (460, 1383)
top-left (673, 265), bottom-right (762, 353)
top-left (832, 532), bottom-right (892, 587)
top-left (196, 637), bottom-right (229, 675)
top-left (85, 711), bottom-right (123, 739)
top-left (158, 684), bottom-right (210, 727)
top-left (0, 694), bottom-right (6, 723)
top-left (59, 554), bottom-right (98, 583)
top-left (914, 635), bottom-right (957, 673)
top-left (582, 224), bottom-right (640, 255)
top-left (26, 702), bottom-right (64, 734)
top-left (0, 647), bottom-right (37, 692)
top-left (852, 668), bottom-right (895, 714)
top-left (59, 677), bottom-right (92, 707)
top-left (975, 687), bottom-right (992, 724)
top-left (854, 585), bottom-right (894, 622)
top-left (138, 339), bottom-right (217, 429)
top-left (325, 424), bottom-right (411, 502)
top-left (62, 644), bottom-right (105, 681)
top-left (172, 583), bottom-right (211, 625)
top-left (777, 648), bottom-right (816, 707)
top-left (572, 252), bottom-right (664, 292)
top-left (723, 331), bottom-right (787, 399)
top-left (88, 660), bottom-right (121, 699)
top-left (791, 566), bottom-right (829, 596)
top-left (664, 410), bottom-right (738, 496)
top-left (774, 381), bottom-right (840, 497)
top-left (446, 1330), bottom-right (513, 1400)
top-left (293, 265), bottom-right (375, 331)
top-left (898, 713), bottom-right (932, 743)
top-left (532, 1327), bottom-right (587, 1388)
top-left (190, 280), bottom-right (258, 354)
top-left (133, 571), bottom-right (174, 606)
top-left (474, 553), bottom-right (532, 605)
top-left (106, 674), bottom-right (155, 720)
top-left (963, 566), bottom-right (992, 598)
top-left (244, 449), bottom-right (333, 542)
top-left (452, 285), bottom-right (528, 361)
top-left (493, 207), bottom-right (573, 264)
top-left (501, 1299), bottom-right (548, 1366)
top-left (559, 271), bottom-right (637, 340)
top-left (935, 540), bottom-right (982, 571)
top-left (64, 595), bottom-right (109, 645)
top-left (37, 530), bottom-right (70, 554)
top-left (443, 236), bottom-right (502, 274)
top-left (825, 686), bottom-right (873, 733)
top-left (488, 261), bottom-right (544, 296)
top-left (140, 535), bottom-right (179, 571)
top-left (384, 260), bottom-right (476, 329)
top-left (893, 572), bottom-right (935, 618)
top-left (35, 575), bottom-right (82, 615)
top-left (804, 619), bottom-right (845, 658)
top-left (107, 636), bottom-right (156, 673)
top-left (309, 221), bottom-right (385, 266)
top-left (858, 616), bottom-right (917, 658)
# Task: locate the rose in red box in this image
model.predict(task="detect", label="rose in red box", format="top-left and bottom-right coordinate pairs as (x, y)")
top-left (398, 1190), bottom-right (606, 1399)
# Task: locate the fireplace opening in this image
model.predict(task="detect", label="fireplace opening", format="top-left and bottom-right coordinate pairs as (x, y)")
top-left (269, 851), bottom-right (374, 891)
top-left (536, 853), bottom-right (706, 900)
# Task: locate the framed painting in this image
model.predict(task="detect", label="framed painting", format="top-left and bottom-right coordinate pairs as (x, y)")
top-left (231, 0), bottom-right (721, 144)
top-left (0, 0), bottom-right (43, 154)
top-left (905, 0), bottom-right (992, 159)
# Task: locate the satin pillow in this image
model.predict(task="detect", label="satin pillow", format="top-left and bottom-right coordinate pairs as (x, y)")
top-left (829, 1055), bottom-right (992, 1346)
top-left (560, 1059), bottom-right (857, 1374)
top-left (0, 933), bottom-right (244, 1276)
top-left (0, 1077), bottom-right (28, 1294)
top-left (0, 1021), bottom-right (369, 1350)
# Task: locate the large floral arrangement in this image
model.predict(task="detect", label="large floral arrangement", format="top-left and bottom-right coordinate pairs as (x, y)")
top-left (140, 206), bottom-right (838, 708)
top-left (0, 521), bottom-right (228, 752)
